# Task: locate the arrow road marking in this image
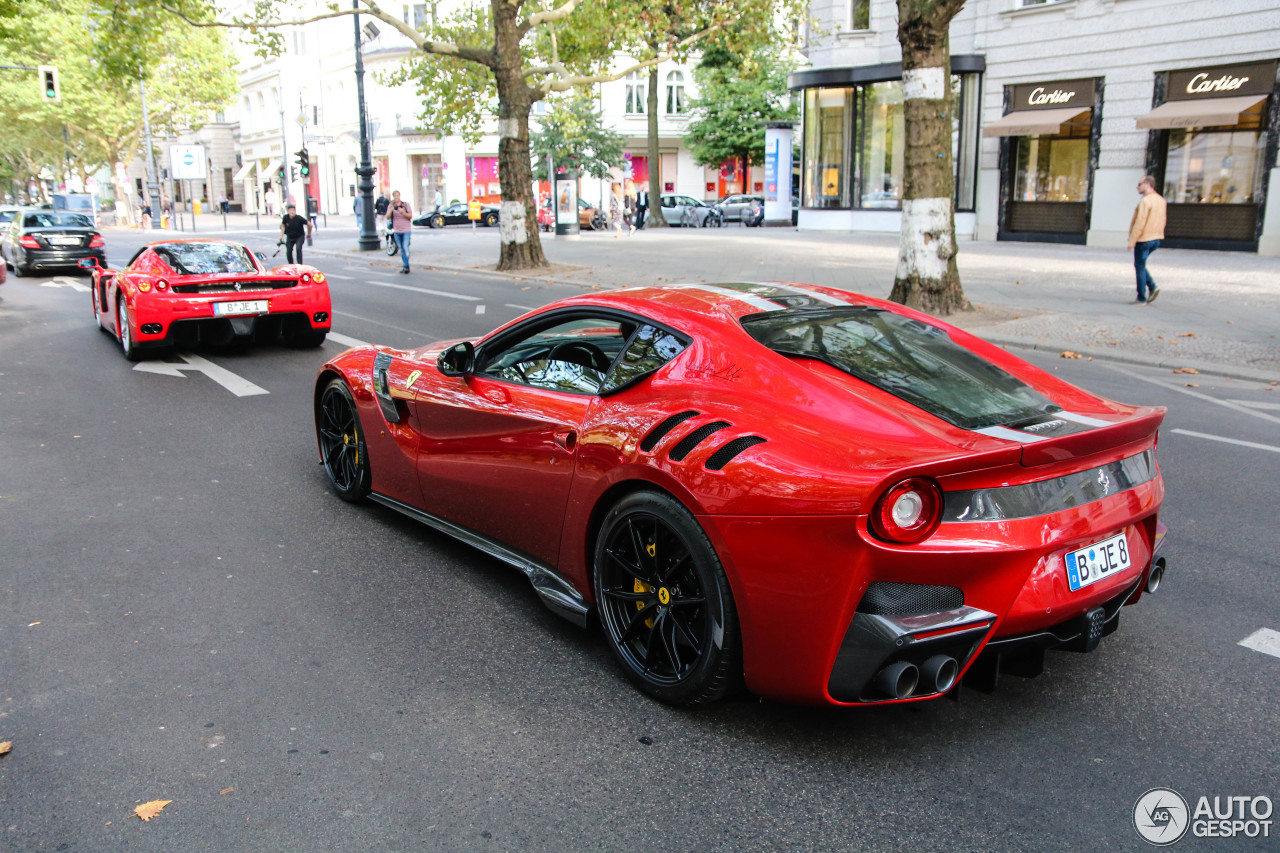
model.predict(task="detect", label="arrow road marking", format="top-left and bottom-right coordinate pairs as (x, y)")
top-left (41, 277), bottom-right (90, 292)
top-left (133, 352), bottom-right (268, 397)
top-left (1239, 628), bottom-right (1280, 660)
top-left (1169, 429), bottom-right (1280, 455)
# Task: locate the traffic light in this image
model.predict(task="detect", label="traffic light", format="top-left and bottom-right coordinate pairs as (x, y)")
top-left (37, 65), bottom-right (59, 102)
top-left (296, 148), bottom-right (310, 178)
top-left (277, 165), bottom-right (286, 184)
top-left (290, 165), bottom-right (298, 183)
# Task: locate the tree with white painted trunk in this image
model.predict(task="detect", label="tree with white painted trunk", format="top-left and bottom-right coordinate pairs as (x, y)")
top-left (889, 0), bottom-right (971, 315)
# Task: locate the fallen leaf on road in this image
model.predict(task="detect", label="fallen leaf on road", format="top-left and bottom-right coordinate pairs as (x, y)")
top-left (27, 622), bottom-right (40, 627)
top-left (0, 741), bottom-right (11, 755)
top-left (220, 787), bottom-right (234, 796)
top-left (1185, 383), bottom-right (1199, 387)
top-left (1172, 367), bottom-right (1199, 374)
top-left (1060, 351), bottom-right (1084, 359)
top-left (1178, 332), bottom-right (1196, 337)
top-left (135, 800), bottom-right (172, 821)
top-left (1107, 341), bottom-right (1118, 346)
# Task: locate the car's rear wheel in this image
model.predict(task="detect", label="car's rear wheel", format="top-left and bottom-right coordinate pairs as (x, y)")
top-left (117, 298), bottom-right (140, 361)
top-left (593, 491), bottom-right (742, 706)
top-left (284, 322), bottom-right (327, 348)
top-left (430, 214), bottom-right (445, 228)
top-left (12, 258), bottom-right (27, 277)
top-left (483, 212), bottom-right (498, 227)
top-left (317, 378), bottom-right (371, 502)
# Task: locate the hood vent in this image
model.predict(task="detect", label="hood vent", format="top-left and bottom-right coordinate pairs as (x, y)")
top-left (669, 421), bottom-right (730, 462)
top-left (704, 435), bottom-right (767, 470)
top-left (640, 410), bottom-right (700, 453)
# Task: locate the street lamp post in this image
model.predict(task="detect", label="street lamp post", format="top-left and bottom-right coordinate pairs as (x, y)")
top-left (139, 74), bottom-right (162, 230)
top-left (353, 0), bottom-right (378, 250)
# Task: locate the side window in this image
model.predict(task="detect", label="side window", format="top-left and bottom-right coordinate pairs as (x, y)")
top-left (482, 316), bottom-right (634, 394)
top-left (600, 324), bottom-right (688, 393)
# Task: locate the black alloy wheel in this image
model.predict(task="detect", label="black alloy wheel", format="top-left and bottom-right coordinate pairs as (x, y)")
top-left (484, 212), bottom-right (499, 227)
top-left (430, 214), bottom-right (445, 228)
top-left (594, 491), bottom-right (742, 705)
top-left (317, 378), bottom-right (371, 502)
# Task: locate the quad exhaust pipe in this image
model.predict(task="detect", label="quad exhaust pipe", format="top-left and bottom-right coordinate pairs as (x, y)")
top-left (920, 655), bottom-right (959, 694)
top-left (1146, 556), bottom-right (1167, 594)
top-left (875, 655), bottom-right (959, 699)
top-left (875, 662), bottom-right (918, 699)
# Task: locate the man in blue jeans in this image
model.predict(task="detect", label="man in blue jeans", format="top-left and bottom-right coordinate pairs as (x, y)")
top-left (1127, 175), bottom-right (1167, 304)
top-left (388, 190), bottom-right (413, 273)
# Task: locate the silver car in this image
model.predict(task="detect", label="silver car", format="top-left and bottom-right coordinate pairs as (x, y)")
top-left (714, 194), bottom-right (764, 222)
top-left (645, 194), bottom-right (715, 227)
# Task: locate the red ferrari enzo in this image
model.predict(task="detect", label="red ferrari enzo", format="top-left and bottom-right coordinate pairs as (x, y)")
top-left (81, 239), bottom-right (331, 360)
top-left (313, 282), bottom-right (1168, 707)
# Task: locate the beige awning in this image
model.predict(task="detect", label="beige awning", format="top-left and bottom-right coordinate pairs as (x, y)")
top-left (262, 159), bottom-right (282, 179)
top-left (232, 161), bottom-right (255, 181)
top-left (1135, 95), bottom-right (1267, 129)
top-left (982, 107), bottom-right (1090, 137)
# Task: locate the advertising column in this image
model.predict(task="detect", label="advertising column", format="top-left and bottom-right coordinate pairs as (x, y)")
top-left (762, 122), bottom-right (795, 227)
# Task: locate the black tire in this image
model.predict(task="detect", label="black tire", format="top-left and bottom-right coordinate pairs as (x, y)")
top-left (117, 298), bottom-right (141, 361)
top-left (484, 212), bottom-right (499, 227)
top-left (593, 491), bottom-right (742, 706)
top-left (13, 259), bottom-right (27, 277)
top-left (317, 378), bottom-right (372, 502)
top-left (430, 214), bottom-right (445, 229)
top-left (385, 236), bottom-right (399, 256)
top-left (283, 322), bottom-right (327, 348)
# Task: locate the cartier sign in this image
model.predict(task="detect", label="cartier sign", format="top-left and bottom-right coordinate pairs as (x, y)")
top-left (1167, 61), bottom-right (1275, 101)
top-left (1009, 78), bottom-right (1094, 111)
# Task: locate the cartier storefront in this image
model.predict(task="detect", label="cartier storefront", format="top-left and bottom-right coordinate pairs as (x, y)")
top-left (986, 78), bottom-right (1101, 244)
top-left (1138, 59), bottom-right (1278, 251)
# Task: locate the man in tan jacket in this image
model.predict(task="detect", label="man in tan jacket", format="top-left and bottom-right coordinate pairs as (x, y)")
top-left (1127, 175), bottom-right (1167, 304)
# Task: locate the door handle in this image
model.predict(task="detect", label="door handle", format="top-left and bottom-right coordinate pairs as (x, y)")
top-left (554, 429), bottom-right (577, 451)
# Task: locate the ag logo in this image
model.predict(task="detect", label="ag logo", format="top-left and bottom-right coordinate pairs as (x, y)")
top-left (1134, 788), bottom-right (1190, 845)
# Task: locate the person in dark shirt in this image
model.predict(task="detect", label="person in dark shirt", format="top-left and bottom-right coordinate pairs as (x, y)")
top-left (374, 194), bottom-right (389, 218)
top-left (279, 203), bottom-right (312, 264)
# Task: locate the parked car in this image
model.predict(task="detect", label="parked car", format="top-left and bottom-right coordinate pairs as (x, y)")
top-left (714, 194), bottom-right (764, 223)
top-left (413, 202), bottom-right (500, 228)
top-left (643, 194), bottom-right (716, 228)
top-left (0, 205), bottom-right (21, 227)
top-left (81, 238), bottom-right (331, 360)
top-left (2, 209), bottom-right (107, 277)
top-left (314, 281), bottom-right (1168, 707)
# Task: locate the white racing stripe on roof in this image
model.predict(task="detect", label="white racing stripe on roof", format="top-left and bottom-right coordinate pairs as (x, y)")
top-left (762, 282), bottom-right (848, 305)
top-left (1057, 411), bottom-right (1115, 428)
top-left (674, 284), bottom-right (783, 312)
top-left (973, 425), bottom-right (1049, 443)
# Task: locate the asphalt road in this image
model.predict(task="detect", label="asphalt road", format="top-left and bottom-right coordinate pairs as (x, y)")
top-left (2, 228), bottom-right (1278, 851)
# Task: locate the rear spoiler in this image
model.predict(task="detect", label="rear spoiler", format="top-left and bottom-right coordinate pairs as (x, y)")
top-left (1020, 408), bottom-right (1165, 467)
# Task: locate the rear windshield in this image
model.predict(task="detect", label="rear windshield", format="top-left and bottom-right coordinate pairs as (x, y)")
top-left (741, 306), bottom-right (1058, 430)
top-left (24, 212), bottom-right (93, 228)
top-left (152, 242), bottom-right (257, 275)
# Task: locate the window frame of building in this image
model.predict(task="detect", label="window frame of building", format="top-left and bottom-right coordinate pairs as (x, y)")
top-left (666, 70), bottom-right (687, 115)
top-left (849, 0), bottom-right (870, 30)
top-left (625, 71), bottom-right (647, 116)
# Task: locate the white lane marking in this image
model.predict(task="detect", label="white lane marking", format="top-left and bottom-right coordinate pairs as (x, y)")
top-left (41, 278), bottom-right (90, 292)
top-left (1239, 628), bottom-right (1280, 659)
top-left (1103, 365), bottom-right (1280, 426)
top-left (132, 352), bottom-right (268, 397)
top-left (327, 332), bottom-right (370, 348)
top-left (974, 425), bottom-right (1047, 443)
top-left (324, 273), bottom-right (355, 280)
top-left (332, 310), bottom-right (428, 338)
top-left (475, 304), bottom-right (485, 315)
top-left (368, 279), bottom-right (481, 301)
top-left (1227, 399), bottom-right (1280, 411)
top-left (505, 303), bottom-right (537, 311)
top-left (1170, 429), bottom-right (1280, 454)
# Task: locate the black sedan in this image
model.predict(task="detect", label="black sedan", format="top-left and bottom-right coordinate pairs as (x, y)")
top-left (413, 202), bottom-right (500, 228)
top-left (2, 210), bottom-right (107, 277)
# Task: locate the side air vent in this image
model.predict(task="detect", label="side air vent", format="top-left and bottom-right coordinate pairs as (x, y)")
top-left (640, 410), bottom-right (699, 453)
top-left (857, 582), bottom-right (964, 617)
top-left (705, 436), bottom-right (768, 471)
top-left (669, 421), bottom-right (731, 462)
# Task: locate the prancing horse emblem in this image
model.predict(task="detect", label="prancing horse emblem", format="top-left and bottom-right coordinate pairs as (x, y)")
top-left (234, 282), bottom-right (242, 292)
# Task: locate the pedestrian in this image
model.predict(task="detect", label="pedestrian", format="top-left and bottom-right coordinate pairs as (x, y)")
top-left (218, 193), bottom-right (228, 214)
top-left (432, 184), bottom-right (443, 212)
top-left (1127, 174), bottom-right (1167, 304)
top-left (374, 193), bottom-right (389, 220)
top-left (634, 182), bottom-right (649, 230)
top-left (608, 182), bottom-right (625, 237)
top-left (623, 179), bottom-right (636, 237)
top-left (388, 190), bottom-right (413, 273)
top-left (280, 203), bottom-right (312, 264)
top-left (265, 187), bottom-right (277, 216)
top-left (137, 196), bottom-right (151, 230)
top-left (354, 195), bottom-right (363, 231)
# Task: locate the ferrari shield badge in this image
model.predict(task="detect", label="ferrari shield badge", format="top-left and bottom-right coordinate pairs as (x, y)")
top-left (405, 370), bottom-right (422, 390)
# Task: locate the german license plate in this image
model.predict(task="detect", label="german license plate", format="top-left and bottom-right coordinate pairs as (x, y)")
top-left (1065, 533), bottom-right (1131, 591)
top-left (213, 300), bottom-right (268, 316)
top-left (49, 235), bottom-right (81, 246)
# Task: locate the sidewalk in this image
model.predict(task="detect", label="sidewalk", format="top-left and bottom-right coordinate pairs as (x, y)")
top-left (121, 212), bottom-right (1280, 381)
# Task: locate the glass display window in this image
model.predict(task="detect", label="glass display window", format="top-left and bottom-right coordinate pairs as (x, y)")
top-left (803, 87), bottom-right (853, 209)
top-left (858, 82), bottom-right (904, 209)
top-left (1010, 117), bottom-right (1090, 203)
top-left (1163, 103), bottom-right (1266, 205)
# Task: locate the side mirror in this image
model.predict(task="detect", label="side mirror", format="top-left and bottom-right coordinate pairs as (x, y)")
top-left (77, 257), bottom-right (100, 270)
top-left (437, 341), bottom-right (475, 377)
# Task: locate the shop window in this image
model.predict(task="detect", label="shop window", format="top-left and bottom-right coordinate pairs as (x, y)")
top-left (1163, 106), bottom-right (1265, 205)
top-left (625, 71), bottom-right (646, 115)
top-left (953, 74), bottom-right (979, 211)
top-left (1011, 117), bottom-right (1090, 203)
top-left (666, 71), bottom-right (687, 115)
top-left (858, 82), bottom-right (905, 209)
top-left (803, 88), bottom-right (853, 209)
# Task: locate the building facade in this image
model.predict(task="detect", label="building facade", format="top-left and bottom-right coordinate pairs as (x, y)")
top-left (793, 0), bottom-right (1280, 254)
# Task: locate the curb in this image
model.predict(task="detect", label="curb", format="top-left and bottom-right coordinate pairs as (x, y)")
top-left (980, 335), bottom-right (1280, 384)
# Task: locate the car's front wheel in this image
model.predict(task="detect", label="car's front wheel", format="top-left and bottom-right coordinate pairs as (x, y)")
top-left (430, 214), bottom-right (445, 228)
top-left (483, 212), bottom-right (498, 227)
top-left (117, 298), bottom-right (140, 361)
top-left (317, 378), bottom-right (371, 502)
top-left (593, 491), bottom-right (742, 706)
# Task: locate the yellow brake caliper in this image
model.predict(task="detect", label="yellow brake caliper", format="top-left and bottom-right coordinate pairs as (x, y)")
top-left (635, 540), bottom-right (658, 628)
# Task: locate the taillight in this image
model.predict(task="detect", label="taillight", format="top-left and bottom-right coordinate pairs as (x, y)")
top-left (89, 235), bottom-right (105, 248)
top-left (19, 236), bottom-right (40, 249)
top-left (137, 280), bottom-right (152, 292)
top-left (300, 273), bottom-right (311, 283)
top-left (871, 477), bottom-right (943, 544)
top-left (155, 278), bottom-right (168, 291)
top-left (313, 272), bottom-right (325, 283)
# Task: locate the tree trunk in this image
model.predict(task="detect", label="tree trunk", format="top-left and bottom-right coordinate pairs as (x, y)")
top-left (888, 0), bottom-right (970, 316)
top-left (644, 64), bottom-right (666, 227)
top-left (492, 0), bottom-right (547, 270)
